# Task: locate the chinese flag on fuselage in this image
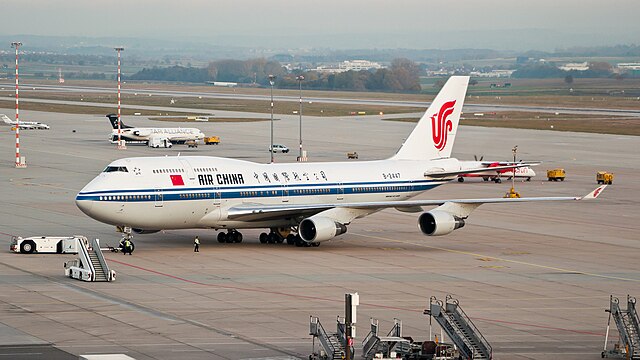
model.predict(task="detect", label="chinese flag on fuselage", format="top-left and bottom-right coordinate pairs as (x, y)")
top-left (170, 174), bottom-right (184, 186)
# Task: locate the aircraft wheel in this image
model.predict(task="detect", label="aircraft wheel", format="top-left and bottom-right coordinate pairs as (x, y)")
top-left (311, 242), bottom-right (320, 247)
top-left (527, 177), bottom-right (531, 181)
top-left (295, 237), bottom-right (306, 247)
top-left (259, 232), bottom-right (268, 244)
top-left (225, 232), bottom-right (235, 243)
top-left (286, 234), bottom-right (296, 245)
top-left (267, 232), bottom-right (278, 244)
top-left (495, 178), bottom-right (502, 183)
top-left (20, 240), bottom-right (36, 254)
top-left (234, 232), bottom-right (243, 243)
top-left (483, 177), bottom-right (489, 182)
top-left (217, 232), bottom-right (226, 243)
top-left (457, 177), bottom-right (464, 183)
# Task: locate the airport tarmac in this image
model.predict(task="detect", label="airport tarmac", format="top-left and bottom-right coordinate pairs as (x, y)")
top-left (0, 108), bottom-right (639, 360)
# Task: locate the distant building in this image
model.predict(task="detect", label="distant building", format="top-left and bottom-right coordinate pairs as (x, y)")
top-left (206, 81), bottom-right (238, 87)
top-left (314, 60), bottom-right (384, 73)
top-left (559, 62), bottom-right (589, 71)
top-left (469, 70), bottom-right (515, 78)
top-left (617, 63), bottom-right (640, 70)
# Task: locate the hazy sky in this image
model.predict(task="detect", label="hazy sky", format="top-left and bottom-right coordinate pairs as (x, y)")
top-left (5, 0), bottom-right (640, 50)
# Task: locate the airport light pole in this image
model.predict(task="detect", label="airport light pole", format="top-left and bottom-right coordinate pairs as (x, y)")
top-left (269, 74), bottom-right (276, 163)
top-left (114, 47), bottom-right (126, 149)
top-left (512, 145), bottom-right (518, 190)
top-left (296, 75), bottom-right (304, 161)
top-left (12, 41), bottom-right (26, 168)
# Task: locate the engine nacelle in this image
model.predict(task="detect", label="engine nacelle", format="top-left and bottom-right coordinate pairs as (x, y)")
top-left (299, 216), bottom-right (347, 243)
top-left (132, 228), bottom-right (160, 234)
top-left (418, 210), bottom-right (465, 236)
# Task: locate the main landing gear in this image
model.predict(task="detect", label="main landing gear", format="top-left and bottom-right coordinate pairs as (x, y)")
top-left (259, 228), bottom-right (320, 247)
top-left (217, 230), bottom-right (243, 243)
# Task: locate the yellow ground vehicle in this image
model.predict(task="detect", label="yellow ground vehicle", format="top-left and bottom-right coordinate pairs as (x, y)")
top-left (204, 136), bottom-right (220, 145)
top-left (503, 187), bottom-right (521, 198)
top-left (596, 171), bottom-right (614, 185)
top-left (547, 168), bottom-right (566, 181)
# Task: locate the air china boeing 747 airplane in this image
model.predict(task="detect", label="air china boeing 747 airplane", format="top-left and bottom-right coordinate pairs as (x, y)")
top-left (76, 76), bottom-right (606, 249)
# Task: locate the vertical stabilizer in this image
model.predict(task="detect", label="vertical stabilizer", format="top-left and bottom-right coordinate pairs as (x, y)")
top-left (391, 76), bottom-right (469, 160)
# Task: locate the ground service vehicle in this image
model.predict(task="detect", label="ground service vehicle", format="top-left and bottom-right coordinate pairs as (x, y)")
top-left (347, 151), bottom-right (359, 159)
top-left (148, 137), bottom-right (172, 148)
top-left (597, 171), bottom-right (614, 184)
top-left (186, 140), bottom-right (198, 148)
top-left (204, 136), bottom-right (220, 145)
top-left (547, 168), bottom-right (566, 181)
top-left (10, 236), bottom-right (89, 254)
top-left (270, 144), bottom-right (289, 153)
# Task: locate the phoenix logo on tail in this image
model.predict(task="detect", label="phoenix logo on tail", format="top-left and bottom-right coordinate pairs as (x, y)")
top-left (431, 100), bottom-right (456, 151)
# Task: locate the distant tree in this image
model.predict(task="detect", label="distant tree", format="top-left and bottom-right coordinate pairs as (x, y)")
top-left (469, 79), bottom-right (479, 86)
top-left (564, 75), bottom-right (574, 85)
top-left (433, 79), bottom-right (446, 89)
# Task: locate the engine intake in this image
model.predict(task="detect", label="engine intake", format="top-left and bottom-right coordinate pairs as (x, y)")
top-left (299, 216), bottom-right (347, 243)
top-left (418, 210), bottom-right (465, 236)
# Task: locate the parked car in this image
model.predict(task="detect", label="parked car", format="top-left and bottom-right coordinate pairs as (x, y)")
top-left (270, 144), bottom-right (289, 153)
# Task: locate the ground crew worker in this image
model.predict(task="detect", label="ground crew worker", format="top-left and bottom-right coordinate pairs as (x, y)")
top-left (194, 236), bottom-right (200, 252)
top-left (123, 239), bottom-right (133, 255)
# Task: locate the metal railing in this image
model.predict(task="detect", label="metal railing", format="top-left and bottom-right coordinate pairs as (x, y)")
top-left (310, 316), bottom-right (339, 358)
top-left (446, 295), bottom-right (492, 358)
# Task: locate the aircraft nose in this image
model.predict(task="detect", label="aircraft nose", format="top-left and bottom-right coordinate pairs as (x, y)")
top-left (75, 196), bottom-right (94, 216)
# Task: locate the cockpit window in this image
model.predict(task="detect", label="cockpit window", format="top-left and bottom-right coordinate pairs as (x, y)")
top-left (103, 166), bottom-right (129, 173)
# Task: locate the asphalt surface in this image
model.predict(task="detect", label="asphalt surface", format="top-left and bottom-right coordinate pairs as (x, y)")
top-left (0, 108), bottom-right (638, 359)
top-left (3, 82), bottom-right (640, 117)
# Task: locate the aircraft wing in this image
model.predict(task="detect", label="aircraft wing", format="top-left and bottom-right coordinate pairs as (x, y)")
top-left (425, 163), bottom-right (537, 178)
top-left (226, 185), bottom-right (607, 222)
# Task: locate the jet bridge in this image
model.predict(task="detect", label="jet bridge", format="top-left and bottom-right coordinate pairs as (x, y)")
top-left (64, 238), bottom-right (116, 282)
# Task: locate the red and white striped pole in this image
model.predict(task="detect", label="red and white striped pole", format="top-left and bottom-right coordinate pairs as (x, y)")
top-left (115, 47), bottom-right (126, 149)
top-left (12, 41), bottom-right (26, 168)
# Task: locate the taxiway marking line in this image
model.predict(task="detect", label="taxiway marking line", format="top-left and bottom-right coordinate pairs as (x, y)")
top-left (352, 232), bottom-right (640, 283)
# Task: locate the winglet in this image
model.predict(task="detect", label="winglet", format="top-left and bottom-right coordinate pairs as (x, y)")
top-left (580, 185), bottom-right (607, 200)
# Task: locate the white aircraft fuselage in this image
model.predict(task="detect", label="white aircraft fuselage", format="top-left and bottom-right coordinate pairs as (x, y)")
top-left (76, 156), bottom-right (453, 230)
top-left (110, 127), bottom-right (204, 144)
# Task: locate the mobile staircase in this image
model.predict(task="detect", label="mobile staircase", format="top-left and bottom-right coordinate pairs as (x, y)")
top-left (310, 316), bottom-right (347, 360)
top-left (424, 295), bottom-right (492, 360)
top-left (64, 238), bottom-right (116, 282)
top-left (603, 295), bottom-right (640, 359)
top-left (361, 318), bottom-right (410, 360)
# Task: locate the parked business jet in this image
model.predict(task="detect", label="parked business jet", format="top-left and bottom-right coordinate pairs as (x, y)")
top-left (77, 77), bottom-right (605, 249)
top-left (1, 114), bottom-right (50, 130)
top-left (106, 114), bottom-right (205, 145)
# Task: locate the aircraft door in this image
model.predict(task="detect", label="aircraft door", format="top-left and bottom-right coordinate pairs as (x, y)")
top-left (337, 182), bottom-right (344, 201)
top-left (212, 187), bottom-right (221, 206)
top-left (154, 189), bottom-right (163, 207)
top-left (282, 184), bottom-right (290, 203)
top-left (178, 159), bottom-right (196, 181)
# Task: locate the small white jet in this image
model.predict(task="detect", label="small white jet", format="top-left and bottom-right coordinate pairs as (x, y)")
top-left (77, 77), bottom-right (605, 249)
top-left (106, 114), bottom-right (205, 146)
top-left (1, 114), bottom-right (50, 130)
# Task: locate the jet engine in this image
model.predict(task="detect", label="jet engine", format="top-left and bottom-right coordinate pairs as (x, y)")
top-left (299, 216), bottom-right (347, 243)
top-left (418, 210), bottom-right (465, 236)
top-left (132, 228), bottom-right (160, 234)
